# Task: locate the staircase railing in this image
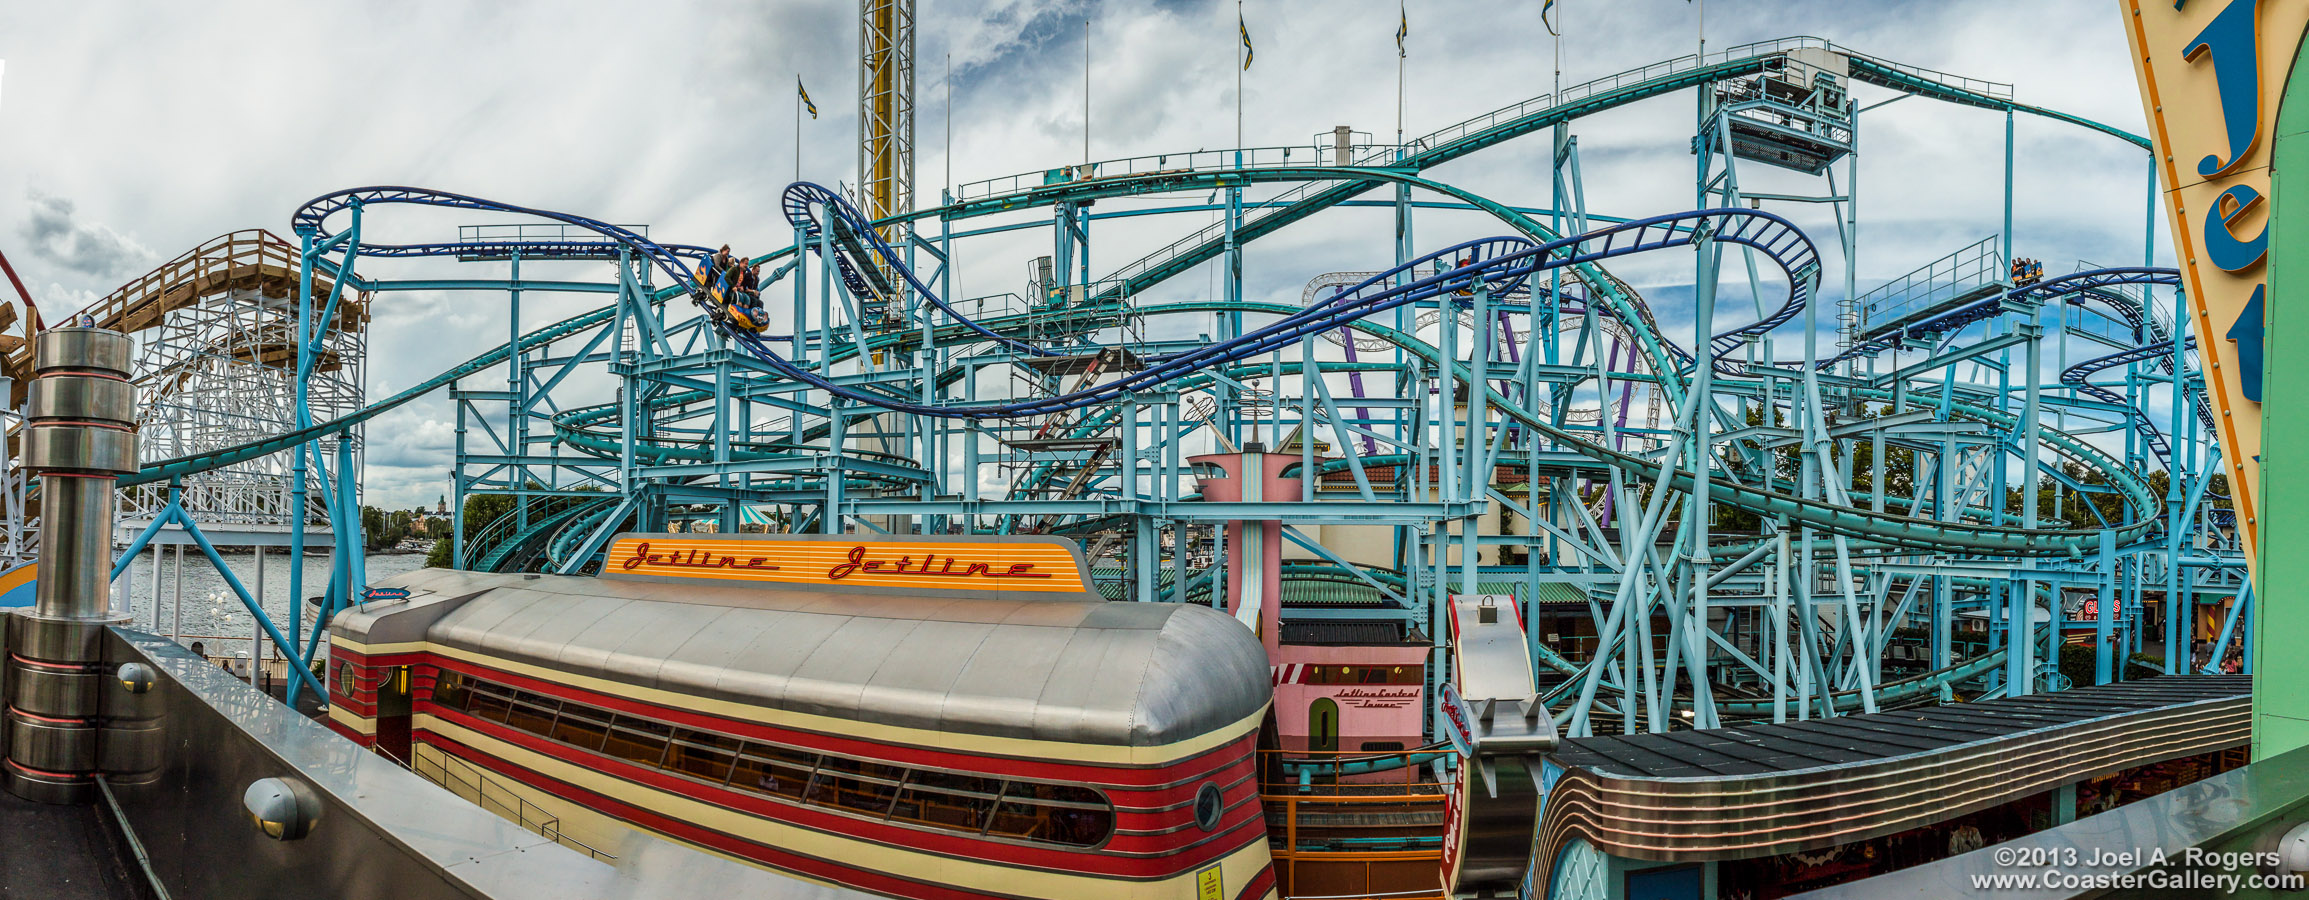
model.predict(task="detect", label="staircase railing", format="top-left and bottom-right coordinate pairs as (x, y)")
top-left (412, 748), bottom-right (615, 862)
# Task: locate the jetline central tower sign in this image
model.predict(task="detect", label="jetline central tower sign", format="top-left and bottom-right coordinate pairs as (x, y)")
top-left (2123, 0), bottom-right (2309, 573)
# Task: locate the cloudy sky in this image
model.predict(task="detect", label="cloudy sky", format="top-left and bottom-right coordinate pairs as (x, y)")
top-left (0, 0), bottom-right (2168, 508)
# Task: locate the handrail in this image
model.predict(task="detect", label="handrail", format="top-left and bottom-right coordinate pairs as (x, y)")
top-left (952, 142), bottom-right (1402, 202)
top-left (4, 229), bottom-right (345, 383)
top-left (412, 748), bottom-right (615, 861)
top-left (1852, 236), bottom-right (2004, 328)
top-left (1840, 47), bottom-right (2013, 100)
top-left (458, 222), bottom-right (649, 244)
top-left (1094, 37), bottom-right (1825, 293)
top-left (1418, 36), bottom-right (1831, 158)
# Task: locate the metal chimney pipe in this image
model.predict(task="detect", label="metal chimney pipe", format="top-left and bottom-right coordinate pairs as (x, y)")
top-left (6, 326), bottom-right (137, 803)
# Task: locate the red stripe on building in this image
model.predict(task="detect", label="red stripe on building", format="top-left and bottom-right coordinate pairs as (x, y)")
top-left (418, 722), bottom-right (1266, 880)
top-left (421, 732), bottom-right (1267, 899)
top-left (427, 655), bottom-right (1259, 788)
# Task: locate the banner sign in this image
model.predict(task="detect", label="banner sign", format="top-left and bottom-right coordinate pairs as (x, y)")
top-left (599, 534), bottom-right (1089, 594)
top-left (2122, 0), bottom-right (2309, 571)
top-left (1436, 681), bottom-right (1477, 759)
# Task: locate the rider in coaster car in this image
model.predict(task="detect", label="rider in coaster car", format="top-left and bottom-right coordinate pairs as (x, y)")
top-left (2009, 257), bottom-right (2042, 287)
top-left (730, 262), bottom-right (772, 333)
top-left (698, 245), bottom-right (737, 306)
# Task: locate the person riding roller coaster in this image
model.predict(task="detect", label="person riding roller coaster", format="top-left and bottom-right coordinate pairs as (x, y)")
top-left (694, 245), bottom-right (771, 334)
top-left (729, 262), bottom-right (770, 333)
top-left (696, 245), bottom-right (736, 307)
top-left (2009, 256), bottom-right (2044, 288)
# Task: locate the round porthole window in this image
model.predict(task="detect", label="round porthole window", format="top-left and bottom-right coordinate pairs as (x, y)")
top-left (1194, 782), bottom-right (1224, 832)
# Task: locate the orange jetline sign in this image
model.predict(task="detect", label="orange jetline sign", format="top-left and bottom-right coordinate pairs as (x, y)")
top-left (2122, 0), bottom-right (2309, 572)
top-left (599, 535), bottom-right (1088, 593)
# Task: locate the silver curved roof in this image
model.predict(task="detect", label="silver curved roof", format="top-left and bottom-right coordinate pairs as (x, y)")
top-left (335, 567), bottom-right (1272, 748)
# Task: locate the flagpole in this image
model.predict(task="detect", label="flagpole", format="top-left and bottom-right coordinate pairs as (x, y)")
top-left (1396, 4), bottom-right (1404, 148)
top-left (795, 76), bottom-right (802, 185)
top-left (1236, 0), bottom-right (1243, 151)
top-left (945, 54), bottom-right (953, 197)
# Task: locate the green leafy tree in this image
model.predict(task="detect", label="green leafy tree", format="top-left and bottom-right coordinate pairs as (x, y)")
top-left (425, 491), bottom-right (518, 568)
top-left (422, 482), bottom-right (608, 569)
top-left (360, 505), bottom-right (414, 552)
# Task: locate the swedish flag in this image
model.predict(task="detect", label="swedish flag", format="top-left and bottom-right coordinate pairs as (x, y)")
top-left (1543, 0), bottom-right (1558, 36)
top-left (798, 77), bottom-right (819, 119)
top-left (1396, 5), bottom-right (1407, 58)
top-left (1239, 13), bottom-right (1253, 70)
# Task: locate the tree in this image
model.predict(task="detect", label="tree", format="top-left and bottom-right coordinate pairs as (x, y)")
top-left (359, 505), bottom-right (414, 552)
top-left (425, 491), bottom-right (518, 568)
top-left (1843, 404), bottom-right (1917, 502)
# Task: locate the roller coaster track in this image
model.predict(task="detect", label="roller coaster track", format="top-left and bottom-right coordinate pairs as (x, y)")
top-left (590, 276), bottom-right (2158, 557)
top-left (948, 36), bottom-right (2146, 309)
top-left (470, 500), bottom-right (597, 573)
top-left (116, 171), bottom-right (2154, 565)
top-left (25, 39), bottom-right (2210, 784)
top-left (104, 28), bottom-right (2174, 574)
top-left (116, 189), bottom-right (737, 485)
top-left (2, 230), bottom-right (345, 388)
top-left (290, 187), bottom-right (717, 265)
top-left (2063, 337), bottom-right (2197, 464)
top-left (124, 296), bottom-right (623, 488)
top-left (1819, 263), bottom-right (2212, 467)
top-left (825, 167), bottom-right (1707, 393)
top-left (2034, 274), bottom-right (2217, 464)
top-left (545, 498), bottom-right (623, 570)
top-left (771, 181), bottom-right (1808, 410)
top-left (781, 182), bottom-right (1048, 357)
top-left (767, 183), bottom-right (2159, 553)
top-left (1822, 267), bottom-right (2181, 364)
top-left (1148, 297), bottom-right (2157, 555)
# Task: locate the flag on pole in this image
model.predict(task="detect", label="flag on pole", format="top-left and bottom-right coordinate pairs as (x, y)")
top-left (1240, 12), bottom-right (1254, 70)
top-left (1396, 5), bottom-right (1407, 58)
top-left (1543, 0), bottom-right (1558, 36)
top-left (798, 77), bottom-right (819, 119)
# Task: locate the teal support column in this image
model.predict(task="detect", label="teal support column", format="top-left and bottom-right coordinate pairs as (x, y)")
top-left (2096, 530), bottom-right (2116, 685)
top-left (2255, 32), bottom-right (2309, 758)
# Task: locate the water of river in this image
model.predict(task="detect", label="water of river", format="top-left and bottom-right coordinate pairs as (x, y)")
top-left (112, 550), bottom-right (431, 658)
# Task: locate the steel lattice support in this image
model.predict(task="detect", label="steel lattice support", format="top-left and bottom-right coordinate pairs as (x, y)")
top-left (858, 0), bottom-right (914, 230)
top-left (0, 36), bottom-right (2250, 760)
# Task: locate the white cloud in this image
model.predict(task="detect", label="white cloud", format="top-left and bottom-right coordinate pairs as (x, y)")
top-left (21, 189), bottom-right (153, 281)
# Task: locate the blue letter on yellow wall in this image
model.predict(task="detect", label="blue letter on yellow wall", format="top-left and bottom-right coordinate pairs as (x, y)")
top-left (2207, 184), bottom-right (2271, 270)
top-left (2231, 285), bottom-right (2266, 402)
top-left (2185, 0), bottom-right (2267, 178)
